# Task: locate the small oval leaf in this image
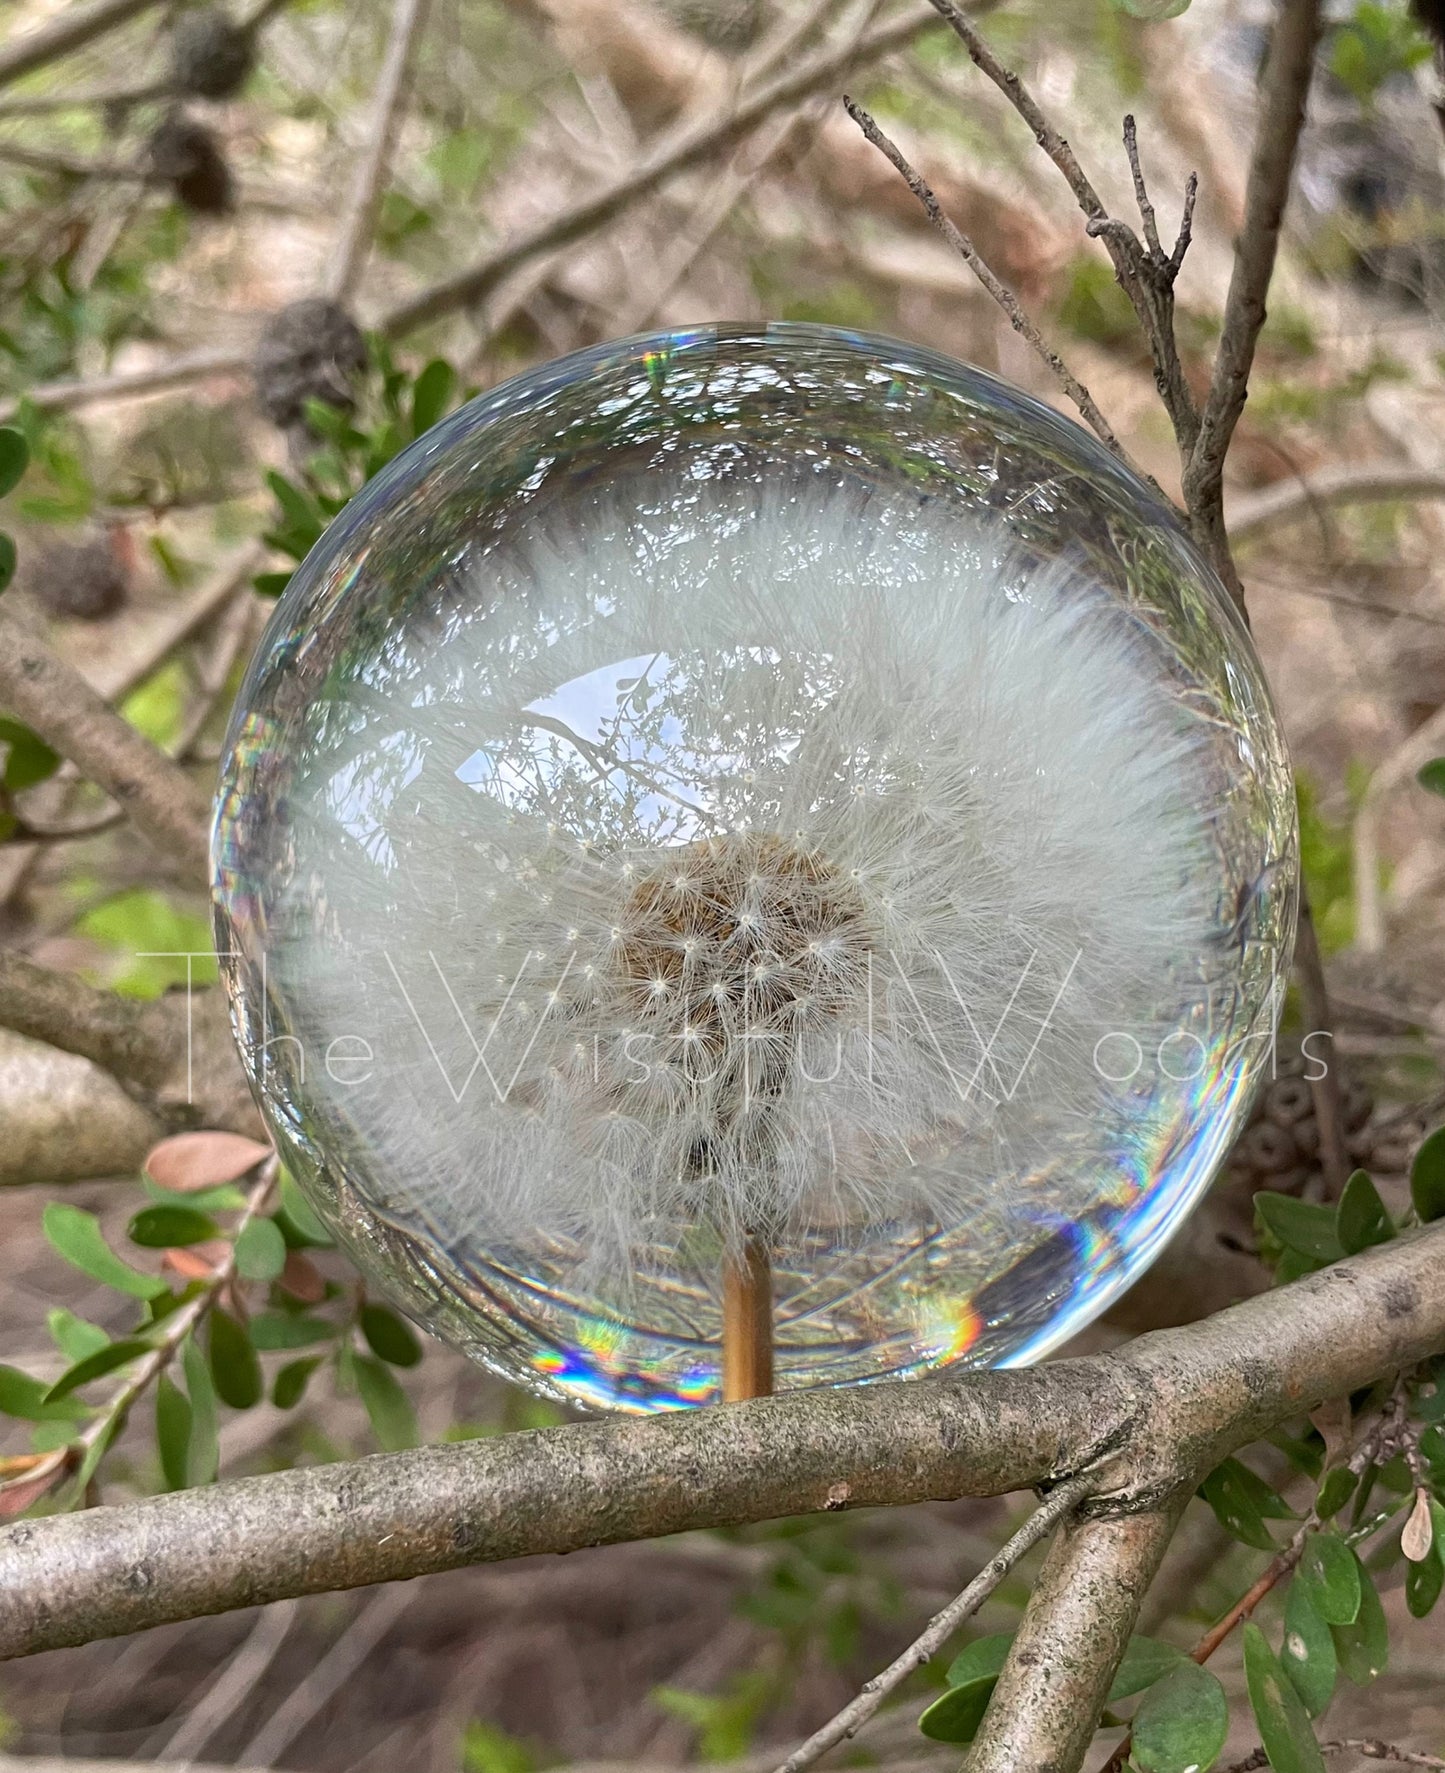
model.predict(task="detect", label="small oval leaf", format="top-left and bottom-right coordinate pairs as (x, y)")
top-left (360, 1302), bottom-right (422, 1367)
top-left (1243, 1622), bottom-right (1327, 1773)
top-left (128, 1205), bottom-right (218, 1249)
top-left (234, 1216), bottom-right (287, 1282)
top-left (208, 1309), bottom-right (262, 1410)
top-left (1132, 1660), bottom-right (1228, 1773)
top-left (144, 1132), bottom-right (271, 1193)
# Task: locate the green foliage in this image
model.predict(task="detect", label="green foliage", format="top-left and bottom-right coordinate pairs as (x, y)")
top-left (1109, 0), bottom-right (1190, 14)
top-left (208, 1309), bottom-right (262, 1410)
top-left (1198, 1456), bottom-right (1296, 1551)
top-left (1131, 1661), bottom-right (1228, 1773)
top-left (1335, 1170), bottom-right (1394, 1254)
top-left (460, 1720), bottom-right (541, 1773)
top-left (1296, 1531), bottom-right (1361, 1625)
top-left (1328, 1), bottom-right (1432, 106)
top-left (1055, 253), bottom-right (1137, 349)
top-left (360, 1302), bottom-right (423, 1367)
top-left (128, 1204), bottom-right (218, 1248)
top-left (43, 1202), bottom-right (169, 1298)
top-left (1243, 1623), bottom-right (1327, 1773)
top-left (1330, 1547), bottom-right (1389, 1684)
top-left (918, 1633), bottom-right (1013, 1742)
top-left (233, 1216), bottom-right (287, 1281)
top-left (1296, 775), bottom-right (1356, 952)
top-left (354, 1354), bottom-right (418, 1450)
top-left (1412, 1126), bottom-right (1445, 1223)
top-left (1281, 1576), bottom-right (1338, 1716)
top-left (652, 1671), bottom-right (775, 1761)
top-left (74, 888), bottom-right (217, 998)
top-left (1418, 758), bottom-right (1445, 797)
top-left (255, 347), bottom-right (468, 600)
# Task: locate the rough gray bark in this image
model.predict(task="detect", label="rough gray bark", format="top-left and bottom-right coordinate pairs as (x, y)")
top-left (2, 1225), bottom-right (1442, 1662)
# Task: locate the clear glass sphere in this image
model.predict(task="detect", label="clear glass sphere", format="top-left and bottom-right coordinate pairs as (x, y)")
top-left (212, 324), bottom-right (1297, 1413)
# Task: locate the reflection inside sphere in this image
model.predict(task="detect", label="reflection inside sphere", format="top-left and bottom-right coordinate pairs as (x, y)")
top-left (213, 324), bottom-right (1297, 1412)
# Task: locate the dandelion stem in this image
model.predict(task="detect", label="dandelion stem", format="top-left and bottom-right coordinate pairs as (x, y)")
top-left (722, 1234), bottom-right (774, 1402)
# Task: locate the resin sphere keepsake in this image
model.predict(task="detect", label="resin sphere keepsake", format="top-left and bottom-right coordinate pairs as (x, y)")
top-left (212, 324), bottom-right (1297, 1412)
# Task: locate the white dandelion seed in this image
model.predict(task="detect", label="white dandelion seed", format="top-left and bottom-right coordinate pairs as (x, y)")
top-left (272, 474), bottom-right (1228, 1271)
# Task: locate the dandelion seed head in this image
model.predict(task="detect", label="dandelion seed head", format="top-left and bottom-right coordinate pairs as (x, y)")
top-left (214, 324), bottom-right (1296, 1410)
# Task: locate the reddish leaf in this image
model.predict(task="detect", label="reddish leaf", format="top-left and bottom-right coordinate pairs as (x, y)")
top-left (279, 1250), bottom-right (326, 1303)
top-left (162, 1242), bottom-right (228, 1281)
top-left (0, 1449), bottom-right (71, 1517)
top-left (144, 1132), bottom-right (271, 1193)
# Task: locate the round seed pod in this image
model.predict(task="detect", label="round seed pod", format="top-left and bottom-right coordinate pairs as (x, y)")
top-left (28, 536), bottom-right (128, 622)
top-left (252, 298), bottom-right (367, 431)
top-left (1223, 1041), bottom-right (1377, 1196)
top-left (170, 9), bottom-right (255, 100)
top-left (146, 115), bottom-right (234, 214)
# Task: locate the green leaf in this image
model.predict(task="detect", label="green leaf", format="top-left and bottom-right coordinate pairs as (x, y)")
top-left (0, 718), bottom-right (60, 792)
top-left (1335, 1170), bottom-right (1393, 1254)
top-left (0, 532), bottom-right (15, 595)
top-left (360, 1302), bottom-right (422, 1368)
top-left (410, 358), bottom-right (456, 437)
top-left (234, 1216), bottom-right (287, 1282)
top-left (0, 426), bottom-right (28, 500)
top-left (1243, 1622), bottom-right (1326, 1773)
top-left (1106, 1635), bottom-right (1188, 1702)
top-left (248, 1310), bottom-right (334, 1350)
top-left (1315, 1467), bottom-right (1358, 1521)
top-left (1418, 758), bottom-right (1445, 797)
top-left (265, 470), bottom-right (324, 543)
top-left (1254, 1193), bottom-right (1345, 1264)
top-left (253, 570), bottom-right (293, 599)
top-left (1198, 1458), bottom-right (1292, 1550)
top-left (1297, 1531), bottom-right (1361, 1624)
top-left (277, 1172), bottom-right (333, 1247)
top-left (272, 1354), bottom-right (323, 1409)
top-left (1406, 1540), bottom-right (1443, 1618)
top-left (43, 1337), bottom-right (153, 1401)
top-left (127, 1204), bottom-right (218, 1249)
top-left (181, 1337), bottom-right (218, 1485)
top-left (208, 1309), bottom-right (262, 1410)
top-left (43, 1202), bottom-right (169, 1298)
top-left (1281, 1578), bottom-right (1337, 1717)
top-left (46, 1308), bottom-right (109, 1363)
top-left (919, 1634), bottom-right (1013, 1743)
top-left (1111, 0), bottom-right (1190, 15)
top-left (1411, 1126), bottom-right (1445, 1223)
top-left (0, 1362), bottom-right (86, 1423)
top-left (1132, 1660), bottom-right (1228, 1773)
top-left (355, 1353), bottom-right (417, 1451)
top-left (155, 1371), bottom-right (191, 1491)
top-left (1330, 1551), bottom-right (1389, 1684)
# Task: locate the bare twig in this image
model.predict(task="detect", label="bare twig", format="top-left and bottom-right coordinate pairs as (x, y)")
top-left (2, 1225), bottom-right (1443, 1659)
top-left (155, 1599), bottom-right (300, 1763)
top-left (0, 346), bottom-right (252, 424)
top-left (0, 79), bottom-right (170, 117)
top-left (0, 603), bottom-right (211, 877)
top-left (843, 99), bottom-right (1134, 467)
top-left (1227, 465), bottom-right (1445, 543)
top-left (1293, 887), bottom-right (1350, 1197)
top-left (1224, 1743), bottom-right (1445, 1772)
top-left (0, 0), bottom-right (163, 89)
top-left (379, 8), bottom-right (940, 336)
top-left (324, 0), bottom-right (431, 304)
top-left (773, 1472), bottom-right (1096, 1773)
top-left (1183, 0), bottom-right (1325, 588)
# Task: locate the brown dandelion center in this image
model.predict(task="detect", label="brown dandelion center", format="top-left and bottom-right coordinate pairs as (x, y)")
top-left (612, 832), bottom-right (874, 1056)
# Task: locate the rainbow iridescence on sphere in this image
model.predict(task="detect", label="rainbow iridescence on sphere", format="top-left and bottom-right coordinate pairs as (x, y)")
top-left (212, 324), bottom-right (1297, 1413)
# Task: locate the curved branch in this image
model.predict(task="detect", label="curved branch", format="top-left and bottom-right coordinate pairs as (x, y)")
top-left (0, 950), bottom-right (176, 1087)
top-left (0, 604), bottom-right (211, 879)
top-left (1228, 465), bottom-right (1445, 544)
top-left (2, 1225), bottom-right (1443, 1660)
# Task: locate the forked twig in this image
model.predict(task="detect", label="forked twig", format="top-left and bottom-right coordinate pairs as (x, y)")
top-left (773, 1472), bottom-right (1096, 1773)
top-left (843, 98), bottom-right (1137, 471)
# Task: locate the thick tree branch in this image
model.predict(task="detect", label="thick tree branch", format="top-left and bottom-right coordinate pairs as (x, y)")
top-left (379, 9), bottom-right (939, 336)
top-left (0, 950), bottom-right (177, 1088)
top-left (967, 1504), bottom-right (1183, 1773)
top-left (1, 1226), bottom-right (1442, 1660)
top-left (0, 604), bottom-right (211, 879)
top-left (0, 1031), bottom-right (162, 1187)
